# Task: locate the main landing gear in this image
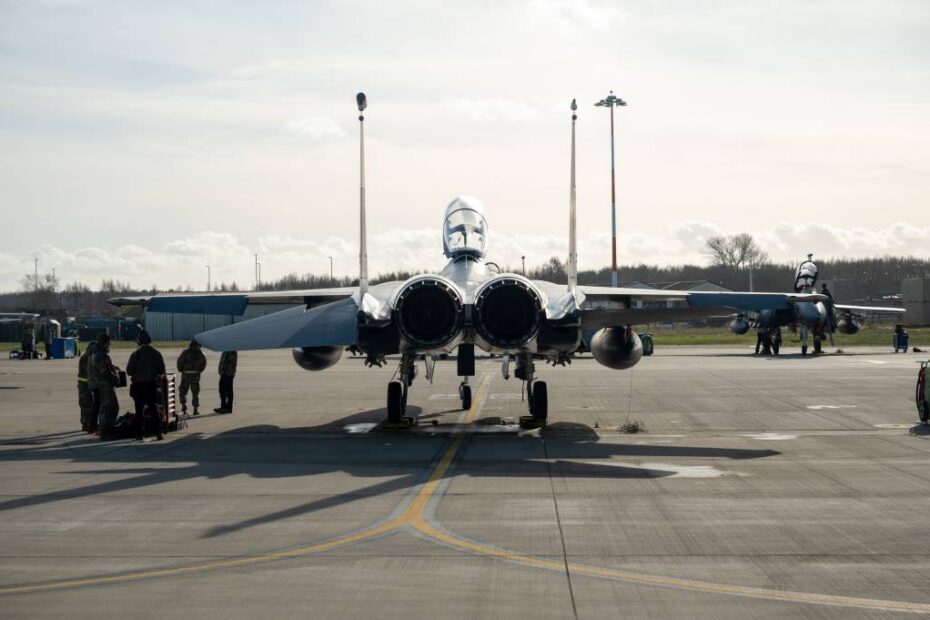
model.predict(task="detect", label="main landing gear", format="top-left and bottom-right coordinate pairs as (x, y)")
top-left (458, 343), bottom-right (475, 411)
top-left (385, 352), bottom-right (416, 428)
top-left (516, 355), bottom-right (547, 429)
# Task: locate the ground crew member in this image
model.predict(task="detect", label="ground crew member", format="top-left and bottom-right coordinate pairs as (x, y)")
top-left (92, 333), bottom-right (121, 441)
top-left (77, 341), bottom-right (97, 432)
top-left (127, 331), bottom-right (165, 441)
top-left (215, 350), bottom-right (237, 414)
top-left (21, 326), bottom-right (35, 359)
top-left (754, 325), bottom-right (766, 355)
top-left (176, 340), bottom-right (207, 415)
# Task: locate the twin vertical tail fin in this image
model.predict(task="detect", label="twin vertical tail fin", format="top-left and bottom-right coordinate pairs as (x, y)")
top-left (357, 92), bottom-right (369, 299)
top-left (567, 98), bottom-right (578, 295)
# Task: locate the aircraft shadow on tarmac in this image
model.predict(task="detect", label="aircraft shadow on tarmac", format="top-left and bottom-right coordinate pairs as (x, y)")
top-left (0, 410), bottom-right (780, 539)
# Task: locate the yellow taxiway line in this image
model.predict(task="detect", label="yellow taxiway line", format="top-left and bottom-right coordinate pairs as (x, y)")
top-left (3, 370), bottom-right (930, 613)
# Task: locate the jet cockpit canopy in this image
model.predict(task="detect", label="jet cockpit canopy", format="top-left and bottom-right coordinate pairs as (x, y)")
top-left (794, 254), bottom-right (818, 292)
top-left (443, 196), bottom-right (488, 259)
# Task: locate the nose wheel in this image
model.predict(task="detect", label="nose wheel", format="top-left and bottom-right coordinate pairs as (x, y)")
top-left (517, 355), bottom-right (547, 428)
top-left (384, 354), bottom-right (415, 428)
top-left (459, 382), bottom-right (472, 410)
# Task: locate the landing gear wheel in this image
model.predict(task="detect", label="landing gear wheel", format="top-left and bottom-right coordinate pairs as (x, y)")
top-left (772, 340), bottom-right (780, 355)
top-left (387, 381), bottom-right (404, 424)
top-left (920, 402), bottom-right (929, 425)
top-left (520, 381), bottom-right (548, 428)
top-left (813, 337), bottom-right (823, 355)
top-left (801, 345), bottom-right (808, 357)
top-left (532, 381), bottom-right (548, 421)
top-left (460, 385), bottom-right (472, 411)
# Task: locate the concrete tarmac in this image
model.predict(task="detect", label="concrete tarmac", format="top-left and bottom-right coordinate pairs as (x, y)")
top-left (1, 346), bottom-right (929, 619)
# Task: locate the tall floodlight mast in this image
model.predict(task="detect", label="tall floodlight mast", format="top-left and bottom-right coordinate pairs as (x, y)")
top-left (357, 92), bottom-right (369, 298)
top-left (594, 90), bottom-right (627, 287)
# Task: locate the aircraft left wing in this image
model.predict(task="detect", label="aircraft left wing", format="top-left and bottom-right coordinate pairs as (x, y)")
top-left (108, 287), bottom-right (357, 315)
top-left (577, 286), bottom-right (828, 327)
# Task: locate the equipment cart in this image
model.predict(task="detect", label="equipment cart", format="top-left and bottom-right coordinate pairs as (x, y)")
top-left (894, 326), bottom-right (909, 353)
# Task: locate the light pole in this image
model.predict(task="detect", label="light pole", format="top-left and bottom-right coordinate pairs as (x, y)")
top-left (594, 90), bottom-right (627, 287)
top-left (254, 253), bottom-right (259, 290)
top-left (328, 256), bottom-right (333, 282)
top-left (521, 256), bottom-right (526, 275)
top-left (206, 265), bottom-right (211, 292)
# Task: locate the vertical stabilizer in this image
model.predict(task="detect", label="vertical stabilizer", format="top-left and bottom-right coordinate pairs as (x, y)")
top-left (567, 99), bottom-right (578, 294)
top-left (357, 92), bottom-right (369, 298)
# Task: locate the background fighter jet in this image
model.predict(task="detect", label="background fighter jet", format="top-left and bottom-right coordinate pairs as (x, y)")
top-left (111, 94), bottom-right (827, 427)
top-left (726, 254), bottom-right (905, 355)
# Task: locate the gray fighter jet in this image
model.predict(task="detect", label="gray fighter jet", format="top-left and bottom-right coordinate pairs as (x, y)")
top-left (727, 254), bottom-right (905, 355)
top-left (110, 94), bottom-right (828, 427)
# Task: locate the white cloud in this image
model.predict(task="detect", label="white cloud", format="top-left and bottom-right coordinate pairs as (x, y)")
top-left (526, 0), bottom-right (626, 32)
top-left (2, 221), bottom-right (927, 292)
top-left (441, 98), bottom-right (545, 124)
top-left (283, 116), bottom-right (347, 141)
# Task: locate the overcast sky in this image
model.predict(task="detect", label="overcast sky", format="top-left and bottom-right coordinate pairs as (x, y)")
top-left (1, 0), bottom-right (928, 291)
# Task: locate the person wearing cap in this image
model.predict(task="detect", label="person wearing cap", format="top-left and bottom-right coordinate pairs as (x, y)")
top-left (126, 331), bottom-right (166, 441)
top-left (176, 340), bottom-right (207, 415)
top-left (77, 341), bottom-right (97, 432)
top-left (91, 333), bottom-right (121, 440)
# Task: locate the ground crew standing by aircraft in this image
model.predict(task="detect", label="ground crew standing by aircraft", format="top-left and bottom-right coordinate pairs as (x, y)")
top-left (176, 340), bottom-right (207, 415)
top-left (126, 331), bottom-right (165, 441)
top-left (91, 334), bottom-right (121, 441)
top-left (216, 350), bottom-right (237, 414)
top-left (21, 326), bottom-right (35, 359)
top-left (77, 341), bottom-right (96, 432)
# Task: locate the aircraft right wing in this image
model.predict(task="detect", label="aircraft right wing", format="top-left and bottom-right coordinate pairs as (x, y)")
top-left (108, 287), bottom-right (357, 315)
top-left (834, 303), bottom-right (906, 316)
top-left (195, 297), bottom-right (360, 351)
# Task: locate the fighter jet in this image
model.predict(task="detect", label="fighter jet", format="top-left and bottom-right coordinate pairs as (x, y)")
top-left (726, 254), bottom-right (905, 355)
top-left (110, 94), bottom-right (828, 427)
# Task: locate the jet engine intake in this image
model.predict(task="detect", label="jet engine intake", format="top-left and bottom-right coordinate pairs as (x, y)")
top-left (836, 316), bottom-right (860, 335)
top-left (728, 317), bottom-right (750, 335)
top-left (473, 276), bottom-right (544, 349)
top-left (590, 326), bottom-right (643, 370)
top-left (292, 345), bottom-right (343, 371)
top-left (392, 276), bottom-right (464, 350)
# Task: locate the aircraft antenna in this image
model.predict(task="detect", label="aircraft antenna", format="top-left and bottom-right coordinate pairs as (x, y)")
top-left (568, 98), bottom-right (578, 294)
top-left (357, 92), bottom-right (369, 298)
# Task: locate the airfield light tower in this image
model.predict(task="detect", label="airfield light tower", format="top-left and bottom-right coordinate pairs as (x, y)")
top-left (206, 265), bottom-right (211, 292)
top-left (328, 256), bottom-right (334, 282)
top-left (357, 92), bottom-right (369, 298)
top-left (594, 90), bottom-right (627, 287)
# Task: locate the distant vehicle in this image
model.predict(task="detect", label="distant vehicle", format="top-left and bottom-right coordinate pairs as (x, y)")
top-left (110, 95), bottom-right (827, 426)
top-left (726, 255), bottom-right (905, 355)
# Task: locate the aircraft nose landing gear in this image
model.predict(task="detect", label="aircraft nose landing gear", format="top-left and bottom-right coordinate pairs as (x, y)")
top-left (517, 355), bottom-right (548, 428)
top-left (384, 353), bottom-right (416, 428)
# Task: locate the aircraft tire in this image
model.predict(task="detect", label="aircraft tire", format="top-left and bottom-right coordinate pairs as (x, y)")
top-left (532, 381), bottom-right (548, 421)
top-left (461, 385), bottom-right (472, 410)
top-left (772, 340), bottom-right (780, 355)
top-left (920, 402), bottom-right (929, 425)
top-left (801, 345), bottom-right (808, 356)
top-left (814, 338), bottom-right (822, 354)
top-left (387, 381), bottom-right (403, 422)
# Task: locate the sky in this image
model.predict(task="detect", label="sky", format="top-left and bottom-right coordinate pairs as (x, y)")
top-left (1, 0), bottom-right (928, 291)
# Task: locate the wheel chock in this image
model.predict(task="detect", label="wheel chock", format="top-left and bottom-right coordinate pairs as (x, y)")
top-left (519, 416), bottom-right (546, 429)
top-left (382, 416), bottom-right (415, 429)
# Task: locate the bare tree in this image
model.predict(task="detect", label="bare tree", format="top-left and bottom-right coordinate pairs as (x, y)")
top-left (703, 234), bottom-right (768, 269)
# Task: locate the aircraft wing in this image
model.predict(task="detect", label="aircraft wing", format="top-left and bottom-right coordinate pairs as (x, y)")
top-left (108, 287), bottom-right (357, 315)
top-left (578, 287), bottom-right (828, 328)
top-left (834, 304), bottom-right (905, 316)
top-left (195, 297), bottom-right (359, 351)
top-left (0, 313), bottom-right (40, 324)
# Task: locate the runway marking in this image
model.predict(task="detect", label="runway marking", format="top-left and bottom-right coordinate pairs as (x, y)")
top-left (4, 372), bottom-right (930, 613)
